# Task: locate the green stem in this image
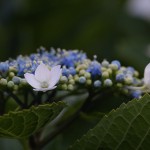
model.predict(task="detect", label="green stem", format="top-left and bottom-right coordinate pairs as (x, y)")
top-left (37, 110), bottom-right (80, 149)
top-left (45, 90), bottom-right (57, 103)
top-left (29, 92), bottom-right (42, 107)
top-left (0, 92), bottom-right (6, 115)
top-left (24, 91), bottom-right (28, 108)
top-left (37, 90), bottom-right (94, 149)
top-left (8, 91), bottom-right (25, 109)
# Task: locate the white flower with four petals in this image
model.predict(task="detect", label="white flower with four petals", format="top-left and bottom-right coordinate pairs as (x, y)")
top-left (24, 63), bottom-right (62, 92)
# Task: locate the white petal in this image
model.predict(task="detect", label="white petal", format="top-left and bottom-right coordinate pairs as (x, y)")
top-left (24, 73), bottom-right (40, 89)
top-left (144, 63), bottom-right (150, 88)
top-left (33, 86), bottom-right (57, 92)
top-left (126, 85), bottom-right (145, 90)
top-left (49, 65), bottom-right (62, 87)
top-left (35, 63), bottom-right (51, 82)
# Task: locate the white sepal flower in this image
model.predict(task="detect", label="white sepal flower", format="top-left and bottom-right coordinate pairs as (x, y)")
top-left (127, 63), bottom-right (150, 92)
top-left (144, 63), bottom-right (150, 89)
top-left (24, 63), bottom-right (62, 92)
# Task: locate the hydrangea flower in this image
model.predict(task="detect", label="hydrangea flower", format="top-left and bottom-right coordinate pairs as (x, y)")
top-left (0, 47), bottom-right (144, 98)
top-left (127, 62), bottom-right (150, 93)
top-left (24, 63), bottom-right (62, 92)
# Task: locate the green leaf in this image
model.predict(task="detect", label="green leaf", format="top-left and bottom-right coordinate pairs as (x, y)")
top-left (43, 112), bottom-right (104, 150)
top-left (70, 94), bottom-right (150, 150)
top-left (0, 101), bottom-right (65, 138)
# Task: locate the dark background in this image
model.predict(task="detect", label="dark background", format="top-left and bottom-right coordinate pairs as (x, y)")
top-left (0, 0), bottom-right (150, 74)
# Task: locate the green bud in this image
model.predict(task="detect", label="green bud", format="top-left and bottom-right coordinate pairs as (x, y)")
top-left (80, 64), bottom-right (87, 70)
top-left (68, 75), bottom-right (73, 80)
top-left (76, 67), bottom-right (80, 72)
top-left (101, 67), bottom-right (107, 72)
top-left (9, 66), bottom-right (17, 72)
top-left (107, 68), bottom-right (112, 74)
top-left (61, 84), bottom-right (67, 90)
top-left (124, 77), bottom-right (133, 85)
top-left (76, 64), bottom-right (87, 71)
top-left (134, 71), bottom-right (139, 77)
top-left (79, 69), bottom-right (86, 76)
top-left (74, 75), bottom-right (79, 82)
top-left (116, 83), bottom-right (123, 88)
top-left (109, 64), bottom-right (118, 71)
top-left (69, 79), bottom-right (75, 84)
top-left (14, 85), bottom-right (18, 91)
top-left (84, 72), bottom-right (91, 79)
top-left (7, 81), bottom-right (14, 88)
top-left (20, 79), bottom-right (27, 85)
top-left (122, 88), bottom-right (129, 95)
top-left (86, 79), bottom-right (92, 85)
top-left (102, 71), bottom-right (109, 79)
top-left (68, 84), bottom-right (74, 91)
top-left (120, 67), bottom-right (126, 72)
top-left (9, 72), bottom-right (15, 78)
top-left (117, 70), bottom-right (123, 74)
top-left (60, 76), bottom-right (68, 83)
top-left (26, 63), bottom-right (31, 68)
top-left (0, 78), bottom-right (7, 86)
top-left (102, 59), bottom-right (109, 67)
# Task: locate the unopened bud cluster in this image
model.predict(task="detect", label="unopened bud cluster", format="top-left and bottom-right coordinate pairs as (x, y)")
top-left (0, 47), bottom-right (143, 98)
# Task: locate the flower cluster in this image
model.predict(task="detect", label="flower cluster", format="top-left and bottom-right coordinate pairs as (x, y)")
top-left (0, 47), bottom-right (144, 98)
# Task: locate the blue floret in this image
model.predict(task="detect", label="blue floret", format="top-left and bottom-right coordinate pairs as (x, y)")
top-left (111, 60), bottom-right (121, 69)
top-left (87, 61), bottom-right (101, 77)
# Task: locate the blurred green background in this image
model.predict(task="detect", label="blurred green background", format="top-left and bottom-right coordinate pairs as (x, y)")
top-left (0, 0), bottom-right (150, 74)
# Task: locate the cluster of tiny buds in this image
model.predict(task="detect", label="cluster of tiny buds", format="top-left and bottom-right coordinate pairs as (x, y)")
top-left (0, 47), bottom-right (143, 98)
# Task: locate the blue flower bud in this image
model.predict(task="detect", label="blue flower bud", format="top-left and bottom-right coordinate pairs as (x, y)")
top-left (0, 62), bottom-right (9, 74)
top-left (131, 90), bottom-right (141, 99)
top-left (127, 66), bottom-right (135, 72)
top-left (104, 79), bottom-right (113, 87)
top-left (127, 67), bottom-right (135, 75)
top-left (62, 68), bottom-right (70, 77)
top-left (94, 80), bottom-right (101, 87)
top-left (12, 76), bottom-right (21, 85)
top-left (116, 73), bottom-right (125, 82)
top-left (111, 60), bottom-right (121, 69)
top-left (87, 61), bottom-right (101, 77)
top-left (79, 76), bottom-right (86, 84)
top-left (61, 51), bottom-right (86, 67)
top-left (69, 67), bottom-right (76, 75)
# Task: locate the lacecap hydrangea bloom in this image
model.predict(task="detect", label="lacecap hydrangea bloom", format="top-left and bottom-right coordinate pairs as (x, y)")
top-left (0, 47), bottom-right (144, 100)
